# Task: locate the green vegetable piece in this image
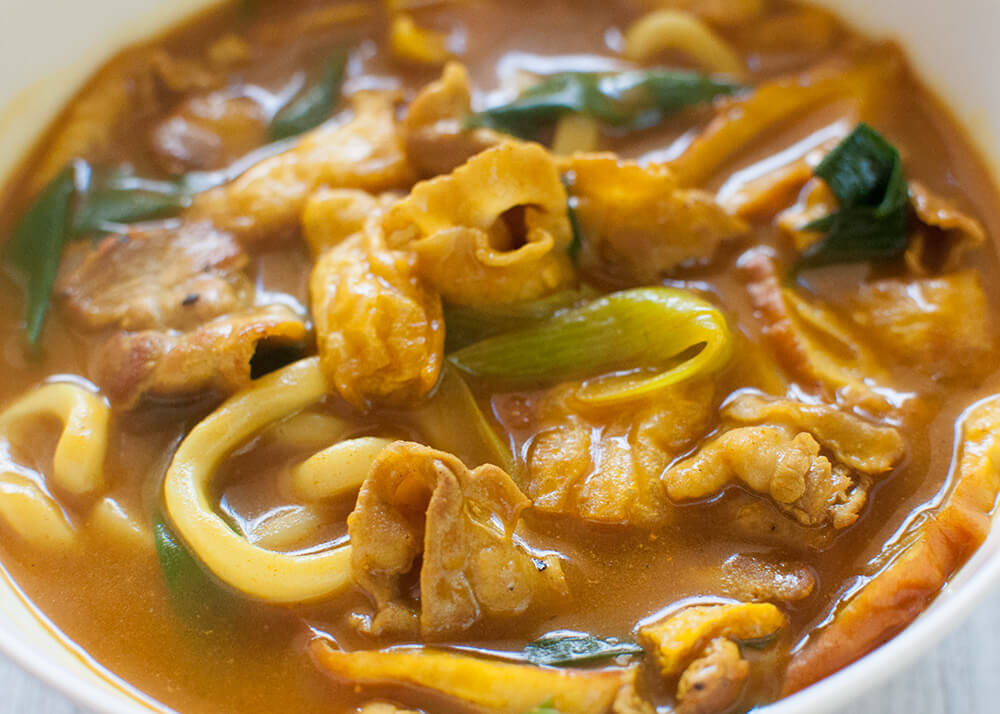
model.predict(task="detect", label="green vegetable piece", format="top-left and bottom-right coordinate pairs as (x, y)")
top-left (523, 633), bottom-right (644, 667)
top-left (154, 513), bottom-right (238, 621)
top-left (466, 69), bottom-right (742, 138)
top-left (449, 287), bottom-right (733, 405)
top-left (270, 50), bottom-right (348, 141)
top-left (72, 168), bottom-right (190, 236)
top-left (409, 365), bottom-right (514, 474)
top-left (797, 123), bottom-right (910, 270)
top-left (562, 175), bottom-right (583, 262)
top-left (5, 167), bottom-right (75, 346)
top-left (525, 699), bottom-right (562, 714)
top-left (444, 288), bottom-right (595, 353)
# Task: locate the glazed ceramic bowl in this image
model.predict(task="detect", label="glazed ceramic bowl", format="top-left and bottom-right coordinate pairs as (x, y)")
top-left (1, 1), bottom-right (999, 712)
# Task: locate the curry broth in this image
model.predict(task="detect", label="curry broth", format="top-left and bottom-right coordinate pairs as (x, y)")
top-left (0, 0), bottom-right (999, 712)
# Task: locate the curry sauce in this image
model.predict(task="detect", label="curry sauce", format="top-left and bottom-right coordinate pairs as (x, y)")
top-left (0, 1), bottom-right (999, 713)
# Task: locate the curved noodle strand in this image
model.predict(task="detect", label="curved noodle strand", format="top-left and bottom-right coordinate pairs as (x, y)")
top-left (0, 381), bottom-right (110, 496)
top-left (0, 381), bottom-right (111, 549)
top-left (291, 437), bottom-right (395, 502)
top-left (163, 357), bottom-right (354, 604)
top-left (623, 10), bottom-right (747, 79)
top-left (0, 474), bottom-right (76, 549)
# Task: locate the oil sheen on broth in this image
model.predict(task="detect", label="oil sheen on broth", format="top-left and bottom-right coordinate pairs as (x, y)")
top-left (0, 1), bottom-right (999, 713)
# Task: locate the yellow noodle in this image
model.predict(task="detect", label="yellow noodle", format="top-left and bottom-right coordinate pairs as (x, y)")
top-left (290, 437), bottom-right (395, 502)
top-left (623, 10), bottom-right (747, 79)
top-left (0, 381), bottom-right (110, 496)
top-left (85, 496), bottom-right (150, 552)
top-left (389, 13), bottom-right (451, 65)
top-left (0, 474), bottom-right (75, 549)
top-left (162, 358), bottom-right (354, 604)
top-left (648, 0), bottom-right (766, 28)
top-left (268, 411), bottom-right (354, 450)
top-left (244, 505), bottom-right (327, 551)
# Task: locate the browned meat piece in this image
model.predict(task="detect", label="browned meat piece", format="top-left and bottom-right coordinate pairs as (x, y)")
top-left (784, 394), bottom-right (1000, 693)
top-left (850, 271), bottom-right (996, 383)
top-left (663, 425), bottom-right (874, 529)
top-left (906, 181), bottom-right (987, 273)
top-left (565, 154), bottom-right (747, 284)
top-left (521, 379), bottom-right (715, 526)
top-left (312, 642), bottom-right (643, 714)
top-left (720, 554), bottom-right (816, 602)
top-left (348, 442), bottom-right (566, 640)
top-left (310, 217), bottom-right (444, 409)
top-left (57, 221), bottom-right (251, 332)
top-left (739, 247), bottom-right (892, 414)
top-left (721, 157), bottom-right (818, 220)
top-left (676, 638), bottom-right (750, 714)
top-left (718, 499), bottom-right (834, 551)
top-left (723, 392), bottom-right (905, 475)
top-left (638, 602), bottom-right (785, 676)
top-left (776, 177), bottom-right (836, 252)
top-left (403, 62), bottom-right (510, 177)
top-left (777, 176), bottom-right (986, 274)
top-left (94, 305), bottom-right (308, 408)
top-left (149, 91), bottom-right (268, 174)
top-left (190, 91), bottom-right (414, 244)
top-left (27, 48), bottom-right (222, 195)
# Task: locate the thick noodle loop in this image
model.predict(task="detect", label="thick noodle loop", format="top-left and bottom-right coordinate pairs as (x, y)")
top-left (0, 381), bottom-right (110, 496)
top-left (163, 357), bottom-right (357, 604)
top-left (0, 381), bottom-right (110, 549)
top-left (291, 437), bottom-right (396, 501)
top-left (624, 10), bottom-right (747, 80)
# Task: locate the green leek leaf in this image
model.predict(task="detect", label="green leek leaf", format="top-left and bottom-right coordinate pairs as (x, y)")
top-left (563, 175), bottom-right (583, 261)
top-left (449, 287), bottom-right (733, 405)
top-left (444, 288), bottom-right (596, 353)
top-left (523, 632), bottom-right (643, 667)
top-left (270, 50), bottom-right (348, 141)
top-left (72, 167), bottom-right (191, 235)
top-left (6, 167), bottom-right (75, 347)
top-left (465, 69), bottom-right (742, 138)
top-left (796, 123), bottom-right (910, 270)
top-left (524, 700), bottom-right (562, 714)
top-left (409, 365), bottom-right (514, 473)
top-left (154, 513), bottom-right (240, 622)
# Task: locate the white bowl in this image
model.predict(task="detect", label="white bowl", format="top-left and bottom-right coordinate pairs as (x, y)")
top-left (1, 1), bottom-right (999, 712)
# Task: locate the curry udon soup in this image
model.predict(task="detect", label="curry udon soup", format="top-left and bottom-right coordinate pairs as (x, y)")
top-left (0, 0), bottom-right (998, 712)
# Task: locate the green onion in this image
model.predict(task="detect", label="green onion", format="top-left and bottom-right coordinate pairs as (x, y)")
top-left (409, 365), bottom-right (514, 473)
top-left (269, 50), bottom-right (348, 141)
top-left (154, 514), bottom-right (240, 622)
top-left (465, 69), bottom-right (742, 138)
top-left (524, 700), bottom-right (562, 714)
top-left (5, 167), bottom-right (75, 347)
top-left (796, 123), bottom-right (910, 271)
top-left (563, 175), bottom-right (583, 262)
top-left (444, 288), bottom-right (596, 353)
top-left (449, 287), bottom-right (733, 405)
top-left (523, 632), bottom-right (644, 667)
top-left (5, 164), bottom-right (199, 346)
top-left (72, 167), bottom-right (191, 235)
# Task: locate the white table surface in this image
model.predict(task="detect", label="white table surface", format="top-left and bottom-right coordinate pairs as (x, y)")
top-left (2, 586), bottom-right (999, 714)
